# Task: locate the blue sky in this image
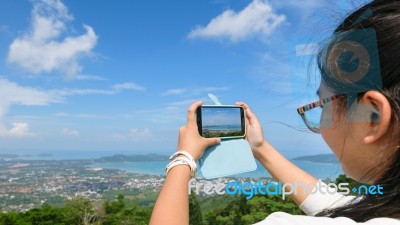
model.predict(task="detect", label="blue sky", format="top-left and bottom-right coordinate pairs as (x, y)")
top-left (202, 108), bottom-right (241, 127)
top-left (0, 0), bottom-right (370, 156)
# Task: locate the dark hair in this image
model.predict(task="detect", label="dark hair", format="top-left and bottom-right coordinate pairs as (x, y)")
top-left (315, 0), bottom-right (400, 222)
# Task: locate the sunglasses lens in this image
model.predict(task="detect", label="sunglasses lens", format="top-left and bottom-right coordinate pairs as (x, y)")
top-left (303, 106), bottom-right (322, 132)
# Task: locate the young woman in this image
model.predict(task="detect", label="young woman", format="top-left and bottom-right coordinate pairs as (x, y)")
top-left (150, 1), bottom-right (400, 224)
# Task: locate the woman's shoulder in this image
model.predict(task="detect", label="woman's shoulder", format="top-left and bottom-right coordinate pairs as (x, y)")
top-left (253, 212), bottom-right (400, 225)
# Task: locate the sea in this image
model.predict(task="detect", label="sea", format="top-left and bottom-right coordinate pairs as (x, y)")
top-left (88, 160), bottom-right (343, 180)
top-left (4, 151), bottom-right (343, 180)
top-left (203, 125), bottom-right (242, 131)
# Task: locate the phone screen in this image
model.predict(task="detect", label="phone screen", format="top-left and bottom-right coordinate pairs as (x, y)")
top-left (196, 106), bottom-right (245, 139)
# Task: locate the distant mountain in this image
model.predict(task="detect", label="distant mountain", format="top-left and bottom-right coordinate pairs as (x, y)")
top-left (0, 154), bottom-right (19, 158)
top-left (95, 154), bottom-right (169, 163)
top-left (292, 154), bottom-right (339, 164)
top-left (37, 153), bottom-right (53, 157)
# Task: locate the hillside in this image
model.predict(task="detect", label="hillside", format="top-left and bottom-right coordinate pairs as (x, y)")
top-left (292, 154), bottom-right (339, 164)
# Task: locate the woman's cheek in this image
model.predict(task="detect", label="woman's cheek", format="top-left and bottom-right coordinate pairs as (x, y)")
top-left (321, 127), bottom-right (345, 160)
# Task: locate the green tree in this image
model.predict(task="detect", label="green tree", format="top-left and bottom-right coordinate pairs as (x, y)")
top-left (26, 203), bottom-right (65, 225)
top-left (189, 192), bottom-right (203, 225)
top-left (104, 194), bottom-right (125, 215)
top-left (0, 211), bottom-right (30, 225)
top-left (335, 174), bottom-right (364, 187)
top-left (63, 197), bottom-right (98, 225)
top-left (203, 193), bottom-right (302, 225)
top-left (335, 174), bottom-right (366, 196)
top-left (102, 194), bottom-right (151, 225)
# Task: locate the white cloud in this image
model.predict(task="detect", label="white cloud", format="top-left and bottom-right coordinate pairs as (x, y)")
top-left (0, 78), bottom-right (144, 137)
top-left (74, 75), bottom-right (106, 81)
top-left (162, 88), bottom-right (187, 96)
top-left (56, 112), bottom-right (113, 119)
top-left (7, 0), bottom-right (98, 77)
top-left (121, 97), bottom-right (210, 125)
top-left (49, 82), bottom-right (146, 96)
top-left (0, 78), bottom-right (60, 137)
top-left (162, 87), bottom-right (228, 96)
top-left (49, 88), bottom-right (114, 96)
top-left (110, 128), bottom-right (153, 142)
top-left (110, 133), bottom-right (126, 142)
top-left (7, 123), bottom-right (32, 137)
top-left (188, 0), bottom-right (285, 42)
top-left (129, 128), bottom-right (153, 140)
top-left (113, 83), bottom-right (146, 92)
top-left (0, 122), bottom-right (33, 137)
top-left (62, 128), bottom-right (79, 137)
top-left (194, 86), bottom-right (228, 94)
top-left (165, 99), bottom-right (201, 107)
top-left (0, 78), bottom-right (62, 107)
top-left (0, 78), bottom-right (144, 104)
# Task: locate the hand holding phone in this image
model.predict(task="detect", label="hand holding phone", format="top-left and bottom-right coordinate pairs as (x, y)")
top-left (176, 101), bottom-right (222, 161)
top-left (196, 105), bottom-right (246, 139)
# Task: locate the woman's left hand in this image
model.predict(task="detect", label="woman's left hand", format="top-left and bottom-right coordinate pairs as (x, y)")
top-left (177, 101), bottom-right (221, 161)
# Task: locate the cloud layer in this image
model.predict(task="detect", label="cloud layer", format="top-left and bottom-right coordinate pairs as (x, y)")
top-left (62, 128), bottom-right (79, 137)
top-left (0, 78), bottom-right (145, 137)
top-left (188, 0), bottom-right (285, 42)
top-left (7, 0), bottom-right (98, 77)
top-left (1, 122), bottom-right (33, 137)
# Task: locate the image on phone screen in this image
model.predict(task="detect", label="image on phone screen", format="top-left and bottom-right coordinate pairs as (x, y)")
top-left (196, 106), bottom-right (245, 139)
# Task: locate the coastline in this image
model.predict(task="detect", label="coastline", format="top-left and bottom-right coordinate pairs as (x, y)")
top-left (88, 160), bottom-right (342, 180)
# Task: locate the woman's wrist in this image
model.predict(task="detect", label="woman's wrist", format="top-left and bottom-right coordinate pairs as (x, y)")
top-left (166, 164), bottom-right (192, 179)
top-left (253, 140), bottom-right (274, 161)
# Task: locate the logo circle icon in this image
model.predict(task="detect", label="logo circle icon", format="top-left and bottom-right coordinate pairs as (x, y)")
top-left (327, 40), bottom-right (370, 84)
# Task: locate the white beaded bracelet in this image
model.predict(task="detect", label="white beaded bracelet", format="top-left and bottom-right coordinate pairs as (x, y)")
top-left (177, 156), bottom-right (197, 176)
top-left (169, 150), bottom-right (195, 162)
top-left (165, 158), bottom-right (190, 175)
top-left (166, 151), bottom-right (197, 177)
top-left (165, 157), bottom-right (196, 177)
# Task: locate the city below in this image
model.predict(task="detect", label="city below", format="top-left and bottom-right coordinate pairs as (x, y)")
top-left (0, 153), bottom-right (282, 213)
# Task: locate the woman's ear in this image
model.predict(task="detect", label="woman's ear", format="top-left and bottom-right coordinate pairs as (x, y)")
top-left (360, 91), bottom-right (392, 144)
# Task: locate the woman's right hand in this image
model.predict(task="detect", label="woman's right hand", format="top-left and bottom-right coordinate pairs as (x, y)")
top-left (177, 101), bottom-right (221, 161)
top-left (236, 102), bottom-right (269, 159)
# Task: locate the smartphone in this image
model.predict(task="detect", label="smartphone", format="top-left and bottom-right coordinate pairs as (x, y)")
top-left (196, 105), bottom-right (246, 139)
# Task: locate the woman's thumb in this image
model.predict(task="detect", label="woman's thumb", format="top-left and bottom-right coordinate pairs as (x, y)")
top-left (205, 138), bottom-right (221, 147)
